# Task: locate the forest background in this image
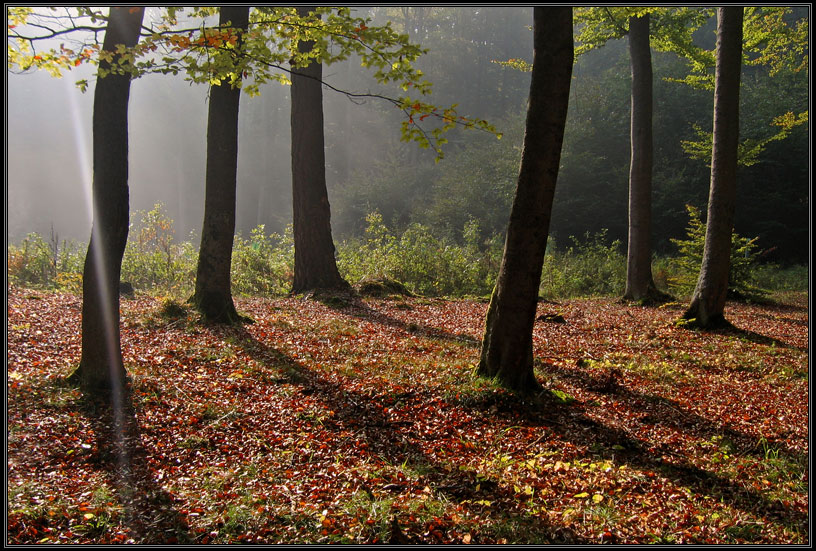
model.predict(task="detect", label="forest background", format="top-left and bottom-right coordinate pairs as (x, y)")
top-left (6, 6), bottom-right (809, 298)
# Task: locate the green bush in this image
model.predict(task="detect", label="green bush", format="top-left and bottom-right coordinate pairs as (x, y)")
top-left (231, 224), bottom-right (294, 296)
top-left (121, 204), bottom-right (198, 296)
top-left (667, 204), bottom-right (766, 299)
top-left (7, 231), bottom-right (85, 290)
top-left (7, 205), bottom-right (806, 301)
top-left (7, 232), bottom-right (57, 287)
top-left (539, 230), bottom-right (626, 299)
top-left (746, 263), bottom-right (808, 293)
top-left (336, 212), bottom-right (500, 297)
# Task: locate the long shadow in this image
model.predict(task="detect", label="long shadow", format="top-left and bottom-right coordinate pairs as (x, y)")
top-left (78, 385), bottom-right (191, 544)
top-left (706, 323), bottom-right (808, 352)
top-left (733, 296), bottom-right (809, 314)
top-left (541, 362), bottom-right (807, 463)
top-left (313, 291), bottom-right (481, 348)
top-left (456, 365), bottom-right (808, 538)
top-left (751, 311), bottom-right (809, 329)
top-left (230, 324), bottom-right (808, 541)
top-left (728, 327), bottom-right (808, 351)
top-left (227, 326), bottom-right (586, 544)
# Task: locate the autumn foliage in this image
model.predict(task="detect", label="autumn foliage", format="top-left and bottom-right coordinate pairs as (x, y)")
top-left (7, 285), bottom-right (808, 544)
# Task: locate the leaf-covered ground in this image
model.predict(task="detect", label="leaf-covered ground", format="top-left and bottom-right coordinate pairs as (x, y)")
top-left (6, 286), bottom-right (809, 544)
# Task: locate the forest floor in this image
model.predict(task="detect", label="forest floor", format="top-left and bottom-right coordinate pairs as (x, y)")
top-left (6, 285), bottom-right (809, 544)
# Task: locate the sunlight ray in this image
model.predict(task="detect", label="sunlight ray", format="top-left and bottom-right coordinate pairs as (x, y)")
top-left (65, 70), bottom-right (132, 511)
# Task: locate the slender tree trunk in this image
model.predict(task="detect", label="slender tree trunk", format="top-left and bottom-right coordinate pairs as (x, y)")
top-left (70, 6), bottom-right (144, 395)
top-left (290, 6), bottom-right (350, 294)
top-left (624, 13), bottom-right (665, 303)
top-left (683, 7), bottom-right (743, 328)
top-left (477, 7), bottom-right (573, 394)
top-left (190, 6), bottom-right (250, 323)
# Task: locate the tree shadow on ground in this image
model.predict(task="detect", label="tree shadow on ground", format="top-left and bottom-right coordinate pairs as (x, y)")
top-left (713, 323), bottom-right (808, 352)
top-left (541, 362), bottom-right (807, 463)
top-left (227, 326), bottom-right (585, 544)
top-left (229, 324), bottom-right (806, 542)
top-left (310, 291), bottom-right (481, 348)
top-left (732, 295), bottom-right (809, 314)
top-left (79, 386), bottom-right (191, 544)
top-left (459, 365), bottom-right (808, 539)
top-left (750, 311), bottom-right (809, 329)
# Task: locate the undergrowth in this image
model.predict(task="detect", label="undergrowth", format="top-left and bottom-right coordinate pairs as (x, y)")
top-left (7, 204), bottom-right (807, 301)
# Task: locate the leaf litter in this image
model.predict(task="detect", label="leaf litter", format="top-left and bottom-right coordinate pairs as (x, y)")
top-left (6, 286), bottom-right (808, 544)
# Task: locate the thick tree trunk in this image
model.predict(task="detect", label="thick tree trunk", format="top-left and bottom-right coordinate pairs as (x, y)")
top-left (683, 7), bottom-right (743, 328)
top-left (190, 6), bottom-right (250, 324)
top-left (477, 7), bottom-right (573, 394)
top-left (290, 6), bottom-right (350, 294)
top-left (71, 6), bottom-right (144, 394)
top-left (623, 13), bottom-right (665, 303)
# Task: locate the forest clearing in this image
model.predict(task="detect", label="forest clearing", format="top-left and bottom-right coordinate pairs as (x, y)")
top-left (7, 286), bottom-right (808, 544)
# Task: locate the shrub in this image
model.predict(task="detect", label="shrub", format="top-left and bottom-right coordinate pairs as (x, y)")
top-left (667, 204), bottom-right (766, 299)
top-left (7, 230), bottom-right (85, 289)
top-left (746, 263), bottom-right (808, 293)
top-left (121, 203), bottom-right (197, 295)
top-left (540, 231), bottom-right (626, 299)
top-left (336, 212), bottom-right (499, 297)
top-left (8, 206), bottom-right (805, 301)
top-left (231, 224), bottom-right (294, 296)
top-left (7, 233), bottom-right (57, 287)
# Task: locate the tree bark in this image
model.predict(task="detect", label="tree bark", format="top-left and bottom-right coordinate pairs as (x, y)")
top-left (71, 6), bottom-right (144, 394)
top-left (623, 13), bottom-right (665, 303)
top-left (290, 6), bottom-right (350, 294)
top-left (190, 6), bottom-right (250, 324)
top-left (477, 7), bottom-right (573, 394)
top-left (683, 7), bottom-right (743, 328)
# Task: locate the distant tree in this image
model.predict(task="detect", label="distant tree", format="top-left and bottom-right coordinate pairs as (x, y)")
top-left (573, 8), bottom-right (705, 303)
top-left (477, 6), bottom-right (573, 393)
top-left (68, 6), bottom-right (144, 393)
top-left (682, 7), bottom-right (743, 328)
top-left (289, 6), bottom-right (350, 294)
top-left (189, 6), bottom-right (251, 323)
top-left (623, 13), bottom-right (669, 303)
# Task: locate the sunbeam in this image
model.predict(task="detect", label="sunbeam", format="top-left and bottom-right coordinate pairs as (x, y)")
top-left (64, 67), bottom-right (133, 520)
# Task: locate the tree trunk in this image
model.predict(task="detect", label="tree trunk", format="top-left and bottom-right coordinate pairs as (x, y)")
top-left (477, 7), bottom-right (573, 394)
top-left (290, 6), bottom-right (350, 294)
top-left (71, 6), bottom-right (144, 394)
top-left (683, 7), bottom-right (743, 328)
top-left (190, 6), bottom-right (250, 323)
top-left (623, 13), bottom-right (665, 303)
